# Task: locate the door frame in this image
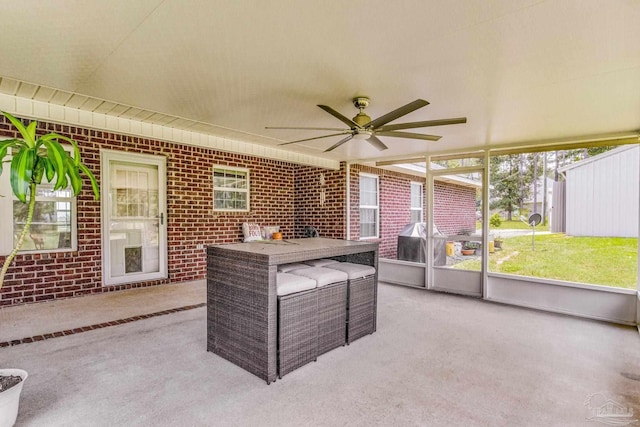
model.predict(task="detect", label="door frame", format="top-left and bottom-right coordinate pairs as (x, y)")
top-left (100, 149), bottom-right (168, 286)
top-left (426, 160), bottom-right (486, 295)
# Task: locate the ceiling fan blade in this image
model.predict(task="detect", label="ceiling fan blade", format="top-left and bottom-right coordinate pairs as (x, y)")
top-left (278, 132), bottom-right (350, 146)
top-left (376, 131), bottom-right (442, 141)
top-left (366, 99), bottom-right (429, 130)
top-left (377, 117), bottom-right (467, 132)
top-left (366, 135), bottom-right (388, 151)
top-left (324, 135), bottom-right (354, 152)
top-left (317, 105), bottom-right (360, 128)
top-left (266, 126), bottom-right (348, 131)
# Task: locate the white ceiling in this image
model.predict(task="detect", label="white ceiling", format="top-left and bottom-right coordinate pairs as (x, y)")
top-left (0, 0), bottom-right (638, 163)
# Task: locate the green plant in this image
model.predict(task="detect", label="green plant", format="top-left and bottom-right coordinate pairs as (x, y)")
top-left (0, 112), bottom-right (100, 289)
top-left (493, 235), bottom-right (503, 249)
top-left (489, 213), bottom-right (502, 228)
top-left (463, 241), bottom-right (480, 250)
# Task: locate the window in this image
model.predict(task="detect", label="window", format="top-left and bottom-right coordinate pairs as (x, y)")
top-left (410, 182), bottom-right (423, 223)
top-left (0, 149), bottom-right (77, 255)
top-left (359, 174), bottom-right (379, 239)
top-left (213, 166), bottom-right (249, 212)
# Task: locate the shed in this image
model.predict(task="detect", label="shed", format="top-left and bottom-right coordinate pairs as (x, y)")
top-left (560, 145), bottom-right (639, 237)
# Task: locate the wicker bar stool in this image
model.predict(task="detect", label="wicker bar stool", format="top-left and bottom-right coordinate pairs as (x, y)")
top-left (326, 262), bottom-right (377, 344)
top-left (276, 272), bottom-right (318, 378)
top-left (289, 267), bottom-right (349, 356)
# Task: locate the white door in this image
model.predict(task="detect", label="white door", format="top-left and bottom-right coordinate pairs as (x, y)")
top-left (101, 150), bottom-right (167, 285)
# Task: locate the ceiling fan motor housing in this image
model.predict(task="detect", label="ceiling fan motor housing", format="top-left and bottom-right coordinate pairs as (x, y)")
top-left (352, 97), bottom-right (370, 109)
top-left (352, 97), bottom-right (372, 127)
top-left (353, 111), bottom-right (372, 127)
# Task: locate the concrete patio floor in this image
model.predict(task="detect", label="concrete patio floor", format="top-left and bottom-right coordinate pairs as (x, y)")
top-left (1, 281), bottom-right (639, 426)
top-left (0, 281), bottom-right (205, 345)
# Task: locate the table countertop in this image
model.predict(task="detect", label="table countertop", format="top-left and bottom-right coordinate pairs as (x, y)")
top-left (208, 238), bottom-right (379, 265)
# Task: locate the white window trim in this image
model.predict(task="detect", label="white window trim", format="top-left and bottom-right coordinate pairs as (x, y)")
top-left (411, 182), bottom-right (424, 223)
top-left (359, 173), bottom-right (379, 240)
top-left (0, 145), bottom-right (77, 256)
top-left (212, 165), bottom-right (250, 212)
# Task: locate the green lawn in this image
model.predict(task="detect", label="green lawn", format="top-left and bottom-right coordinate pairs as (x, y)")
top-left (454, 233), bottom-right (638, 289)
top-left (477, 220), bottom-right (549, 232)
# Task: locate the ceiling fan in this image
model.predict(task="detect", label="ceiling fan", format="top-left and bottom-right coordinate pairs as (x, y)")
top-left (266, 97), bottom-right (466, 152)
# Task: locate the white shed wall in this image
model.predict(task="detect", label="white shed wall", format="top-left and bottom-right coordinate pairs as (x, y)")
top-left (566, 146), bottom-right (639, 237)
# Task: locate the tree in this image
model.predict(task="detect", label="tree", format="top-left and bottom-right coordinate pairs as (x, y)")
top-left (490, 154), bottom-right (534, 221)
top-left (491, 146), bottom-right (617, 223)
top-left (552, 146), bottom-right (616, 181)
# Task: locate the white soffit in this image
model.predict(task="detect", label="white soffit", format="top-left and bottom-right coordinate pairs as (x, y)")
top-left (0, 85), bottom-right (340, 170)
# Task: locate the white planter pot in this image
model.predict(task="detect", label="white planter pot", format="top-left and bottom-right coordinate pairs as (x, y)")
top-left (0, 369), bottom-right (27, 427)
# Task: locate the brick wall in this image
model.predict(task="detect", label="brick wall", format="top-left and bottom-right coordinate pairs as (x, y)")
top-left (433, 181), bottom-right (477, 236)
top-left (349, 164), bottom-right (361, 241)
top-left (0, 115), bottom-right (297, 306)
top-left (0, 114), bottom-right (477, 307)
top-left (380, 173), bottom-right (413, 258)
top-left (293, 164), bottom-right (346, 239)
top-left (349, 165), bottom-right (419, 258)
top-left (349, 164), bottom-right (477, 258)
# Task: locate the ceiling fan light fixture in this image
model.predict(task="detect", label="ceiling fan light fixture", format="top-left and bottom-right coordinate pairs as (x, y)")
top-left (353, 130), bottom-right (372, 140)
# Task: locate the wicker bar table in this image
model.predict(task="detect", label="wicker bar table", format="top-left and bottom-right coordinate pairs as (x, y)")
top-left (207, 237), bottom-right (379, 384)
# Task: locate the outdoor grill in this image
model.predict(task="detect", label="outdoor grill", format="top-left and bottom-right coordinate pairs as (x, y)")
top-left (396, 223), bottom-right (446, 266)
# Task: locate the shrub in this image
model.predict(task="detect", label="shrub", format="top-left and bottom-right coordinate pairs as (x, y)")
top-left (464, 241), bottom-right (480, 250)
top-left (490, 213), bottom-right (502, 228)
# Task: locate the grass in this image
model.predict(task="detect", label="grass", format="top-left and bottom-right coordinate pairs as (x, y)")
top-left (477, 220), bottom-right (549, 231)
top-left (454, 233), bottom-right (638, 289)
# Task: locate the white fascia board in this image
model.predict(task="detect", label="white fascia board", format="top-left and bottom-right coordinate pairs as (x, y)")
top-left (0, 94), bottom-right (340, 171)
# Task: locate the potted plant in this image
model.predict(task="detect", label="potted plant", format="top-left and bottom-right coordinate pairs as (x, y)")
top-left (0, 111), bottom-right (99, 426)
top-left (0, 370), bottom-right (28, 427)
top-left (493, 235), bottom-right (503, 249)
top-left (461, 242), bottom-right (478, 256)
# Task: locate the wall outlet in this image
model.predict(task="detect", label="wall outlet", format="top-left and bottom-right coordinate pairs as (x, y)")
top-left (196, 244), bottom-right (204, 249)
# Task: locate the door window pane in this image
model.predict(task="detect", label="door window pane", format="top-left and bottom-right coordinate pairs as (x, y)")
top-left (107, 159), bottom-right (161, 280)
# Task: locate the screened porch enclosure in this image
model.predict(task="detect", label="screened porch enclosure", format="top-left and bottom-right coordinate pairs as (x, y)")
top-left (377, 145), bottom-right (639, 325)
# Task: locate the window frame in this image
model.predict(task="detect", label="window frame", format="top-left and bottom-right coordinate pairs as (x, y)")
top-left (359, 173), bottom-right (379, 240)
top-left (0, 145), bottom-right (78, 255)
top-left (410, 181), bottom-right (424, 223)
top-left (212, 165), bottom-right (250, 213)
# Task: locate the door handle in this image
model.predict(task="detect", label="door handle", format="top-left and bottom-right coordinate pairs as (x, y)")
top-left (158, 212), bottom-right (164, 225)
